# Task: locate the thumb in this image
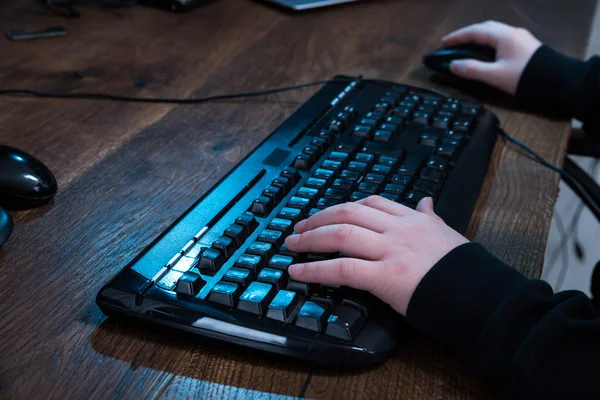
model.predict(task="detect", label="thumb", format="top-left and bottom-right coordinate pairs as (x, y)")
top-left (449, 59), bottom-right (497, 83)
top-left (416, 197), bottom-right (436, 216)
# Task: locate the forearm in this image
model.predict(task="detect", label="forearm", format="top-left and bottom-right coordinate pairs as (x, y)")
top-left (516, 45), bottom-right (600, 133)
top-left (406, 243), bottom-right (600, 399)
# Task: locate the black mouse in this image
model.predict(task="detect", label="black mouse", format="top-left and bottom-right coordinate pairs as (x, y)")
top-left (423, 44), bottom-right (496, 74)
top-left (0, 145), bottom-right (57, 210)
top-left (0, 207), bottom-right (14, 246)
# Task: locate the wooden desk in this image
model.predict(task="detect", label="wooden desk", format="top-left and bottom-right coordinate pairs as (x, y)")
top-left (0, 0), bottom-right (595, 398)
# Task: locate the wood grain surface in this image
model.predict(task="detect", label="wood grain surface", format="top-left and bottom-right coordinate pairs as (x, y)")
top-left (0, 0), bottom-right (595, 398)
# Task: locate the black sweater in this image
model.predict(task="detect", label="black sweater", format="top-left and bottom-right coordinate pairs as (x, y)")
top-left (405, 46), bottom-right (600, 399)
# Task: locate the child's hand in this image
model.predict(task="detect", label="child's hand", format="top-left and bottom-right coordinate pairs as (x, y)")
top-left (285, 196), bottom-right (469, 316)
top-left (442, 20), bottom-right (542, 95)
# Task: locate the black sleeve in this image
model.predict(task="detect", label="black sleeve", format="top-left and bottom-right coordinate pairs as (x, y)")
top-left (405, 242), bottom-right (600, 399)
top-left (515, 45), bottom-right (600, 134)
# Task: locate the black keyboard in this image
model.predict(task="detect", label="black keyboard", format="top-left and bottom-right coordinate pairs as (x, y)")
top-left (96, 76), bottom-right (499, 368)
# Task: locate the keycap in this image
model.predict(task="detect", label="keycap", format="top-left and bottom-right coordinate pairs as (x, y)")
top-left (278, 207), bottom-right (303, 223)
top-left (258, 229), bottom-right (283, 245)
top-left (317, 129), bottom-right (335, 144)
top-left (397, 154), bottom-right (425, 176)
top-left (437, 110), bottom-right (455, 119)
top-left (436, 144), bottom-right (459, 161)
top-left (350, 191), bottom-right (370, 201)
top-left (347, 161), bottom-right (368, 173)
top-left (288, 196), bottom-right (311, 210)
top-left (417, 105), bottom-right (436, 113)
top-left (371, 164), bottom-right (392, 176)
top-left (209, 282), bottom-right (240, 307)
top-left (333, 137), bottom-right (362, 155)
top-left (268, 218), bottom-right (293, 234)
top-left (427, 155), bottom-right (450, 170)
top-left (223, 267), bottom-right (253, 288)
top-left (379, 123), bottom-right (400, 133)
top-left (325, 304), bottom-right (366, 341)
top-left (373, 130), bottom-right (393, 143)
top-left (332, 178), bottom-right (355, 192)
top-left (250, 195), bottom-right (275, 218)
top-left (267, 290), bottom-right (301, 322)
top-left (305, 177), bottom-right (327, 190)
top-left (357, 182), bottom-right (379, 194)
top-left (224, 223), bottom-right (247, 246)
top-left (212, 236), bottom-right (236, 258)
top-left (262, 185), bottom-right (284, 202)
top-left (246, 241), bottom-right (274, 259)
top-left (328, 119), bottom-right (344, 133)
top-left (405, 93), bottom-right (423, 103)
top-left (321, 159), bottom-right (343, 172)
top-left (405, 190), bottom-right (429, 204)
top-left (272, 176), bottom-right (292, 193)
top-left (235, 212), bottom-right (259, 236)
top-left (385, 116), bottom-right (404, 125)
top-left (199, 248), bottom-right (225, 272)
top-left (446, 130), bottom-right (466, 139)
top-left (442, 137), bottom-right (463, 147)
top-left (302, 144), bottom-right (321, 161)
top-left (295, 187), bottom-right (318, 203)
top-left (339, 169), bottom-right (361, 181)
top-left (354, 152), bottom-right (374, 165)
top-left (364, 111), bottom-right (383, 121)
top-left (175, 271), bottom-right (205, 296)
top-left (310, 136), bottom-right (328, 151)
top-left (391, 174), bottom-right (412, 185)
top-left (419, 131), bottom-right (440, 147)
top-left (353, 125), bottom-right (373, 139)
top-left (364, 173), bottom-right (386, 185)
top-left (295, 301), bottom-right (329, 332)
top-left (392, 107), bottom-right (412, 118)
top-left (292, 153), bottom-right (312, 171)
top-left (268, 254), bottom-right (294, 271)
top-left (380, 95), bottom-right (399, 106)
top-left (421, 166), bottom-right (444, 183)
top-left (234, 253), bottom-right (264, 274)
top-left (336, 110), bottom-right (353, 123)
top-left (281, 167), bottom-right (301, 184)
top-left (237, 282), bottom-right (275, 315)
top-left (316, 197), bottom-right (340, 209)
top-left (279, 243), bottom-right (300, 260)
top-left (258, 268), bottom-right (286, 291)
top-left (384, 183), bottom-right (406, 195)
top-left (432, 116), bottom-right (452, 130)
top-left (423, 98), bottom-right (441, 107)
top-left (373, 102), bottom-right (390, 112)
top-left (343, 105), bottom-right (358, 119)
top-left (324, 188), bottom-right (347, 201)
top-left (328, 152), bottom-right (349, 164)
top-left (461, 106), bottom-right (481, 116)
top-left (380, 192), bottom-right (400, 202)
top-left (287, 279), bottom-right (319, 296)
top-left (313, 168), bottom-right (335, 184)
top-left (414, 179), bottom-right (439, 196)
top-left (308, 208), bottom-right (321, 217)
top-left (412, 111), bottom-right (431, 125)
top-left (359, 118), bottom-right (378, 127)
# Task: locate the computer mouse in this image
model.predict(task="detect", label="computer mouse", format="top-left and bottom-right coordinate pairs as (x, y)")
top-left (0, 145), bottom-right (58, 210)
top-left (423, 44), bottom-right (496, 75)
top-left (0, 207), bottom-right (13, 246)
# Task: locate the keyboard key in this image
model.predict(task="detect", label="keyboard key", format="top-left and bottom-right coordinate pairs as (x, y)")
top-left (223, 267), bottom-right (253, 288)
top-left (258, 229), bottom-right (284, 246)
top-left (371, 164), bottom-right (392, 176)
top-left (357, 182), bottom-right (379, 194)
top-left (267, 290), bottom-right (301, 322)
top-left (380, 95), bottom-right (399, 105)
top-left (347, 161), bottom-right (368, 173)
top-left (156, 270), bottom-right (183, 290)
top-left (279, 243), bottom-right (300, 260)
top-left (237, 282), bottom-right (275, 315)
top-left (419, 131), bottom-right (440, 147)
top-left (427, 155), bottom-right (450, 170)
top-left (350, 191), bottom-right (370, 201)
top-left (364, 111), bottom-right (384, 121)
top-left (328, 119), bottom-right (344, 134)
top-left (268, 254), bottom-right (294, 271)
top-left (209, 282), bottom-right (240, 307)
top-left (414, 179), bottom-right (439, 196)
top-left (364, 173), bottom-right (386, 185)
top-left (268, 218), bottom-right (293, 234)
top-left (397, 154), bottom-right (425, 176)
top-left (442, 137), bottom-right (464, 147)
top-left (391, 174), bottom-right (412, 185)
top-left (412, 111), bottom-right (431, 125)
top-left (353, 125), bottom-right (373, 139)
top-left (281, 167), bottom-right (301, 184)
top-left (288, 196), bottom-right (311, 210)
top-left (436, 144), bottom-right (459, 161)
top-left (316, 197), bottom-right (340, 209)
top-left (224, 223), bottom-right (247, 246)
top-left (262, 185), bottom-right (284, 202)
top-left (313, 168), bottom-right (335, 184)
top-left (373, 102), bottom-right (390, 112)
top-left (324, 188), bottom-right (347, 201)
top-left (199, 248), bottom-right (225, 272)
top-left (339, 169), bottom-right (361, 181)
top-left (405, 190), bottom-right (429, 204)
top-left (175, 271), bottom-right (205, 296)
top-left (250, 195), bottom-right (275, 218)
top-left (310, 136), bottom-right (328, 151)
top-left (258, 268), bottom-right (286, 291)
top-left (212, 236), bottom-right (236, 258)
top-left (305, 177), bottom-right (327, 191)
top-left (308, 208), bottom-right (321, 217)
top-left (373, 130), bottom-right (393, 143)
top-left (246, 241), bottom-right (274, 259)
top-left (392, 107), bottom-right (412, 118)
top-left (302, 144), bottom-right (321, 161)
top-left (359, 118), bottom-right (378, 127)
top-left (272, 176), bottom-right (292, 193)
top-left (234, 253), bottom-right (264, 274)
top-left (332, 178), bottom-right (355, 192)
top-left (343, 105), bottom-right (358, 119)
top-left (287, 279), bottom-right (319, 296)
top-left (292, 153), bottom-right (312, 171)
top-left (325, 304), bottom-right (366, 341)
top-left (417, 105), bottom-right (436, 114)
top-left (333, 137), bottom-right (362, 155)
top-left (328, 152), bottom-right (349, 164)
top-left (354, 152), bottom-right (374, 165)
top-left (321, 159), bottom-right (343, 172)
top-left (380, 192), bottom-right (401, 202)
top-left (278, 207), bottom-right (303, 223)
top-left (317, 129), bottom-right (335, 144)
top-left (432, 116), bottom-right (452, 130)
top-left (315, 284), bottom-right (343, 307)
top-left (235, 212), bottom-right (259, 236)
top-left (295, 301), bottom-right (329, 332)
top-left (296, 186), bottom-right (320, 201)
top-left (420, 166), bottom-right (444, 183)
top-left (423, 98), bottom-right (441, 107)
top-left (379, 123), bottom-right (400, 133)
top-left (384, 183), bottom-right (406, 195)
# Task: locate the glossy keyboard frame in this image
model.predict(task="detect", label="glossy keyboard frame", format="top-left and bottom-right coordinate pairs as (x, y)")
top-left (96, 76), bottom-right (499, 368)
